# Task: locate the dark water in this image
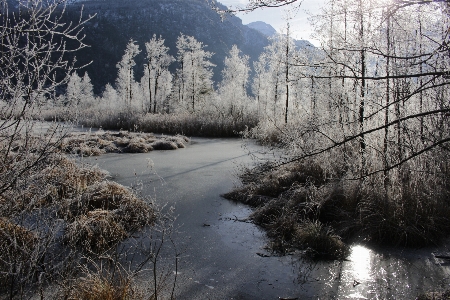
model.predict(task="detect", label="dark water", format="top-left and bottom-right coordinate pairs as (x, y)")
top-left (84, 137), bottom-right (450, 299)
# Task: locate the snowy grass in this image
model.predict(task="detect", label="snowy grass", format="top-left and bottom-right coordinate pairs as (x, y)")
top-left (43, 107), bottom-right (258, 137)
top-left (59, 130), bottom-right (189, 156)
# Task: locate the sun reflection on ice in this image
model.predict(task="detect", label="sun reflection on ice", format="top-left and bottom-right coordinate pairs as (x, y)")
top-left (337, 245), bottom-right (374, 299)
top-left (349, 245), bottom-right (372, 282)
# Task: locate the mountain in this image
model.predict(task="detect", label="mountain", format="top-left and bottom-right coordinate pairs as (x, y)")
top-left (247, 20), bottom-right (314, 49)
top-left (247, 21), bottom-right (277, 37)
top-left (294, 40), bottom-right (315, 48)
top-left (63, 0), bottom-right (270, 94)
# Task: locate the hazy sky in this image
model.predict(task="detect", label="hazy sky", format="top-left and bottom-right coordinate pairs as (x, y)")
top-left (218, 0), bottom-right (327, 46)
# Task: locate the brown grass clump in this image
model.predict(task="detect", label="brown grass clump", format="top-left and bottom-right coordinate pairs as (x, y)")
top-left (0, 218), bottom-right (36, 289)
top-left (114, 197), bottom-right (155, 231)
top-left (65, 210), bottom-right (127, 252)
top-left (0, 218), bottom-right (36, 253)
top-left (59, 131), bottom-right (187, 156)
top-left (63, 181), bottom-right (134, 220)
top-left (417, 290), bottom-right (450, 300)
top-left (75, 144), bottom-right (106, 157)
top-left (226, 154), bottom-right (450, 260)
top-left (43, 156), bottom-right (107, 200)
top-left (163, 135), bottom-right (189, 148)
top-left (122, 140), bottom-right (153, 153)
top-left (114, 137), bottom-right (130, 147)
top-left (151, 140), bottom-right (178, 150)
top-left (294, 220), bottom-right (349, 260)
top-left (66, 274), bottom-right (135, 300)
top-left (228, 161), bottom-right (325, 199)
top-left (224, 161), bottom-right (349, 259)
top-left (0, 155), bottom-right (107, 213)
top-left (62, 180), bottom-right (154, 250)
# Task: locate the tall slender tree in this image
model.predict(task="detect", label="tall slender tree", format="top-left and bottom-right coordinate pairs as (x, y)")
top-left (144, 35), bottom-right (174, 114)
top-left (116, 39), bottom-right (140, 108)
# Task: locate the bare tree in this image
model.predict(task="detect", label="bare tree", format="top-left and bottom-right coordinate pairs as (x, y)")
top-left (0, 0), bottom-right (94, 296)
top-left (0, 0), bottom-right (94, 201)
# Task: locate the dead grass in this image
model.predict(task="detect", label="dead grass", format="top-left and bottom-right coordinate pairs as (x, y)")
top-left (66, 273), bottom-right (135, 300)
top-left (0, 154), bottom-right (108, 215)
top-left (63, 181), bottom-right (140, 219)
top-left (226, 157), bottom-right (450, 259)
top-left (151, 140), bottom-right (178, 150)
top-left (0, 218), bottom-right (36, 253)
top-left (123, 140), bottom-right (153, 153)
top-left (0, 218), bottom-right (36, 290)
top-left (42, 155), bottom-right (107, 200)
top-left (0, 138), bottom-right (158, 297)
top-left (417, 290), bottom-right (450, 300)
top-left (65, 209), bottom-right (128, 252)
top-left (59, 131), bottom-right (188, 156)
top-left (293, 220), bottom-right (349, 260)
top-left (114, 197), bottom-right (155, 231)
top-left (62, 181), bottom-right (154, 251)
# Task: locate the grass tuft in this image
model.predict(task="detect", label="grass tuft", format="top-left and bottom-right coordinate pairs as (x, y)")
top-left (59, 131), bottom-right (188, 156)
top-left (66, 273), bottom-right (135, 300)
top-left (294, 220), bottom-right (349, 260)
top-left (0, 218), bottom-right (36, 290)
top-left (151, 140), bottom-right (178, 150)
top-left (65, 209), bottom-right (127, 252)
top-left (417, 290), bottom-right (450, 300)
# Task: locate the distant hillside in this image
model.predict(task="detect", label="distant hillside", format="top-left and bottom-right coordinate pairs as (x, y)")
top-left (247, 21), bottom-right (278, 37)
top-left (247, 20), bottom-right (314, 49)
top-left (64, 0), bottom-right (270, 94)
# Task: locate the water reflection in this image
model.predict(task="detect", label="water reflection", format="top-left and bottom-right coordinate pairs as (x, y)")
top-left (282, 241), bottom-right (450, 299)
top-left (348, 245), bottom-right (372, 282)
top-left (338, 245), bottom-right (373, 299)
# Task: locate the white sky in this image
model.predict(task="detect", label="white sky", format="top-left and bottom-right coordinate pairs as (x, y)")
top-left (218, 0), bottom-right (327, 46)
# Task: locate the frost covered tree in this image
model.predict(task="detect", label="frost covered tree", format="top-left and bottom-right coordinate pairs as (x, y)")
top-left (175, 34), bottom-right (215, 112)
top-left (66, 72), bottom-right (94, 106)
top-left (144, 35), bottom-right (174, 114)
top-left (116, 39), bottom-right (140, 108)
top-left (253, 34), bottom-right (295, 124)
top-left (215, 0), bottom-right (450, 250)
top-left (65, 71), bottom-right (95, 120)
top-left (218, 45), bottom-right (250, 118)
top-left (220, 0), bottom-right (450, 189)
top-left (101, 83), bottom-right (120, 107)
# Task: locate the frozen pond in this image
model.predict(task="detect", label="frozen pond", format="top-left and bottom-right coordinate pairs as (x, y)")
top-left (84, 137), bottom-right (450, 299)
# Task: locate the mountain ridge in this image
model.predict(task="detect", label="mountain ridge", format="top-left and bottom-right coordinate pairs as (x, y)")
top-left (247, 20), bottom-right (315, 49)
